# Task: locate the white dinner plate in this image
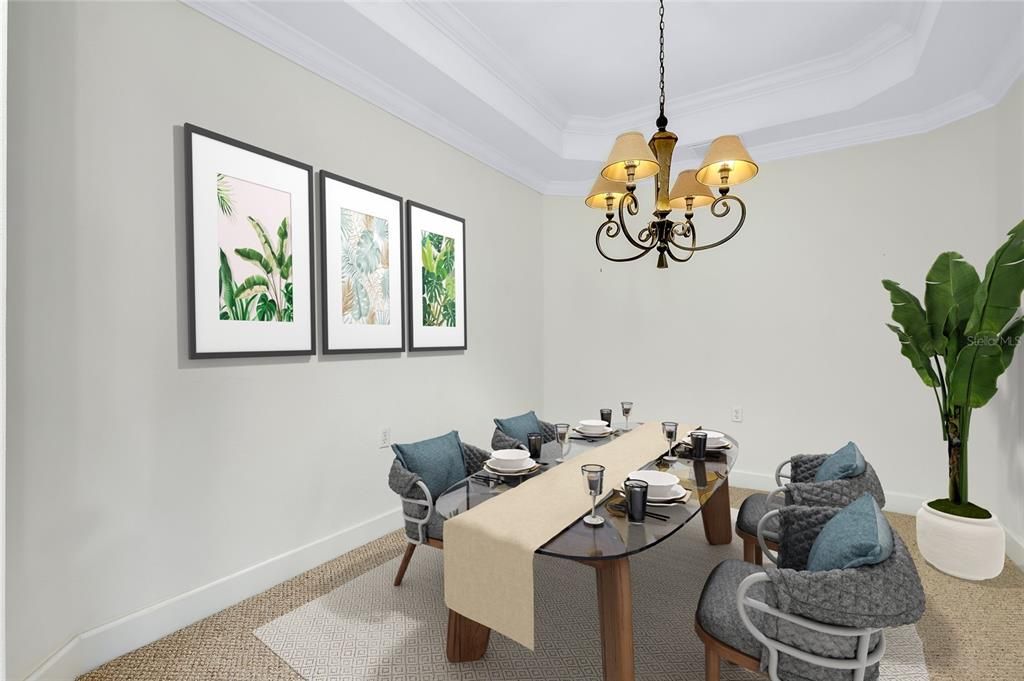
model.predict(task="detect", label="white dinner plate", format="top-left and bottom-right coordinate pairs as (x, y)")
top-left (648, 484), bottom-right (688, 502)
top-left (574, 426), bottom-right (612, 438)
top-left (682, 430), bottom-right (730, 449)
top-left (484, 458), bottom-right (537, 474)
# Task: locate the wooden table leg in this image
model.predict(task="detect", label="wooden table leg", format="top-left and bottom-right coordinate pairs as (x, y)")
top-left (446, 608), bottom-right (491, 662)
top-left (593, 557), bottom-right (635, 681)
top-left (701, 477), bottom-right (733, 545)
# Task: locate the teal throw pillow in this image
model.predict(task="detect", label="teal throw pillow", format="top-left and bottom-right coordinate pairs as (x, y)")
top-left (807, 494), bottom-right (894, 571)
top-left (814, 441), bottom-right (866, 482)
top-left (392, 431), bottom-right (466, 498)
top-left (494, 411), bottom-right (542, 446)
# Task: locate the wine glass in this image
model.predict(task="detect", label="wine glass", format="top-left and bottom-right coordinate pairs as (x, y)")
top-left (621, 401), bottom-right (634, 430)
top-left (581, 464), bottom-right (606, 526)
top-left (554, 423), bottom-right (571, 463)
top-left (662, 421), bottom-right (679, 462)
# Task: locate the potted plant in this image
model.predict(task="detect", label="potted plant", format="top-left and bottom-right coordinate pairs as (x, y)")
top-left (882, 219), bottom-right (1024, 580)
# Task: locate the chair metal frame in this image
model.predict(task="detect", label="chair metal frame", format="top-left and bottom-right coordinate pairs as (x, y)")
top-left (401, 480), bottom-right (435, 546)
top-left (733, 511), bottom-right (886, 681)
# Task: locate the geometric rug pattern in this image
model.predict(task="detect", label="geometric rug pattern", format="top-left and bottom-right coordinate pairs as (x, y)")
top-left (256, 517), bottom-right (929, 681)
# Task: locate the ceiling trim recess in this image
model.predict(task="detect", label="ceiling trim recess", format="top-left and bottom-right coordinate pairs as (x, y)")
top-left (181, 0), bottom-right (549, 193)
top-left (184, 0), bottom-right (1022, 198)
top-left (549, 35), bottom-right (1024, 198)
top-left (347, 0), bottom-right (566, 155)
top-left (560, 3), bottom-right (941, 160)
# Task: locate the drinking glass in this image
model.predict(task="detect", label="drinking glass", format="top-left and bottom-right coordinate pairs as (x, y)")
top-left (554, 423), bottom-right (571, 463)
top-left (581, 464), bottom-right (606, 526)
top-left (527, 432), bottom-right (543, 460)
top-left (600, 408), bottom-right (613, 428)
top-left (621, 401), bottom-right (634, 430)
top-left (689, 430), bottom-right (708, 461)
top-left (662, 421), bottom-right (679, 461)
top-left (624, 479), bottom-right (648, 523)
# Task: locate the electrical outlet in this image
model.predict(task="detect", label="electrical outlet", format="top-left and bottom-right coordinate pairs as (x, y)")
top-left (379, 428), bottom-right (392, 449)
top-left (731, 406), bottom-right (743, 423)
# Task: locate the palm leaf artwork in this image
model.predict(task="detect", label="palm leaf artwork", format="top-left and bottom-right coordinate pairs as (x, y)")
top-left (216, 174), bottom-right (233, 216)
top-left (883, 219), bottom-right (1024, 516)
top-left (421, 230), bottom-right (456, 327)
top-left (215, 174), bottom-right (293, 323)
top-left (339, 208), bottom-right (390, 325)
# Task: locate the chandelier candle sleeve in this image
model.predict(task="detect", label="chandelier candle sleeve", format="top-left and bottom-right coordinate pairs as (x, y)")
top-left (585, 0), bottom-right (758, 269)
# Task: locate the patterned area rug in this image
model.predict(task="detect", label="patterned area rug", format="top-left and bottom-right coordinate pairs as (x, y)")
top-left (256, 518), bottom-right (928, 681)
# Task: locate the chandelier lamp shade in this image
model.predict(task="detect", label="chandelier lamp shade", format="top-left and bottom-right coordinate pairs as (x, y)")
top-left (586, 0), bottom-right (759, 269)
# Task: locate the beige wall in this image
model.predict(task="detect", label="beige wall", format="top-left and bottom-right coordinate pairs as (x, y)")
top-left (7, 2), bottom-right (542, 678)
top-left (542, 78), bottom-right (1024, 546)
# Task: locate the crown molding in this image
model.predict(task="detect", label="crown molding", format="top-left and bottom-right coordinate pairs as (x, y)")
top-left (181, 0), bottom-right (548, 193)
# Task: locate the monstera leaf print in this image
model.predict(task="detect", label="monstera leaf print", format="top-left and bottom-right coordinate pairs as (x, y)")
top-left (421, 231), bottom-right (456, 327)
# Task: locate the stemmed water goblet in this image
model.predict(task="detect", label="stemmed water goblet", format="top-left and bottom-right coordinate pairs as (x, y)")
top-left (555, 423), bottom-right (571, 463)
top-left (581, 464), bottom-right (606, 526)
top-left (621, 401), bottom-right (634, 430)
top-left (662, 421), bottom-right (679, 462)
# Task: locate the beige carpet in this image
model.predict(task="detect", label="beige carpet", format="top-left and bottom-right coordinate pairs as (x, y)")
top-left (79, 488), bottom-right (1024, 681)
top-left (254, 511), bottom-right (927, 681)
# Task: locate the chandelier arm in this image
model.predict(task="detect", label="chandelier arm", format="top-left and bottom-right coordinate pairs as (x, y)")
top-left (610, 191), bottom-right (657, 251)
top-left (665, 222), bottom-right (697, 262)
top-left (595, 223), bottom-right (658, 262)
top-left (665, 194), bottom-right (747, 253)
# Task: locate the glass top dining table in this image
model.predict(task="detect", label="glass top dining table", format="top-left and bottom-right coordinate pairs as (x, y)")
top-left (434, 426), bottom-right (738, 562)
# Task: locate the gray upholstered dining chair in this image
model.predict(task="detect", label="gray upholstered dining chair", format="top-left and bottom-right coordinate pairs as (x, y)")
top-left (386, 431), bottom-right (490, 586)
top-left (736, 442), bottom-right (886, 565)
top-left (697, 501), bottom-right (925, 681)
top-left (491, 410), bottom-right (558, 450)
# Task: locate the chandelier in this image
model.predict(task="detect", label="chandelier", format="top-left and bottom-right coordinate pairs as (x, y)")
top-left (586, 0), bottom-right (759, 269)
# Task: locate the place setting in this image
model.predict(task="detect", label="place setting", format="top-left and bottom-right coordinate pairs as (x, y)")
top-left (579, 463), bottom-right (692, 529)
top-left (570, 401), bottom-right (637, 442)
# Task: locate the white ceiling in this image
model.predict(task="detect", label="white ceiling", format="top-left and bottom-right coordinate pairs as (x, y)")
top-left (186, 1), bottom-right (1024, 195)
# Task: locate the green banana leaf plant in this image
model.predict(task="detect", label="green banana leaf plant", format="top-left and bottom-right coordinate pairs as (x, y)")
top-left (214, 175), bottom-right (294, 322)
top-left (883, 219), bottom-right (1024, 518)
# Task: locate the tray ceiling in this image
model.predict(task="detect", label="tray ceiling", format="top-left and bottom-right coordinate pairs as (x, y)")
top-left (185, 1), bottom-right (1024, 195)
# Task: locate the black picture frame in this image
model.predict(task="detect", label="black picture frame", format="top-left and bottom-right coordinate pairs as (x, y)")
top-left (405, 201), bottom-right (468, 352)
top-left (318, 170), bottom-right (406, 354)
top-left (184, 123), bottom-right (316, 359)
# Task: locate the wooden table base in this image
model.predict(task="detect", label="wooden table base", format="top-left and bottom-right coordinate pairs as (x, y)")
top-left (447, 556), bottom-right (636, 681)
top-left (591, 557), bottom-right (635, 681)
top-left (700, 477), bottom-right (733, 545)
top-left (446, 609), bottom-right (491, 662)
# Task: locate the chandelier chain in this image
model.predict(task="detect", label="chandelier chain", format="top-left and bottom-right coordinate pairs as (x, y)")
top-left (658, 0), bottom-right (666, 121)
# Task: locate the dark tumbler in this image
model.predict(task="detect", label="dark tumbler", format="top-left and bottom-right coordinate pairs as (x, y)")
top-left (600, 408), bottom-right (613, 427)
top-left (624, 479), bottom-right (648, 523)
top-left (527, 432), bottom-right (543, 460)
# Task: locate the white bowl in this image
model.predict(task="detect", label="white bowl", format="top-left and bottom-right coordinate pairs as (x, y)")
top-left (489, 449), bottom-right (531, 471)
top-left (578, 419), bottom-right (609, 433)
top-left (627, 470), bottom-right (679, 497)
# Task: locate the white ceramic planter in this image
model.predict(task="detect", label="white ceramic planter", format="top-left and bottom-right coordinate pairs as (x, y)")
top-left (916, 502), bottom-right (1005, 580)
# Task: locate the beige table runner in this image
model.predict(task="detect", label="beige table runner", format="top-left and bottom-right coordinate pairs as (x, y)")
top-left (444, 421), bottom-right (694, 649)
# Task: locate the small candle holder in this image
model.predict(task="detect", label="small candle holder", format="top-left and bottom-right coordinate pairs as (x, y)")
top-left (581, 464), bottom-right (606, 527)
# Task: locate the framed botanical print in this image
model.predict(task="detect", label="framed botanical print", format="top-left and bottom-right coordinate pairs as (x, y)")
top-left (185, 124), bottom-right (315, 358)
top-left (406, 201), bottom-right (467, 351)
top-left (319, 171), bottom-right (405, 353)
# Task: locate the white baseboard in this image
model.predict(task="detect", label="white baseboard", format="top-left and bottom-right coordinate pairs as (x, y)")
top-left (24, 508), bottom-right (403, 681)
top-left (729, 468), bottom-right (1024, 568)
